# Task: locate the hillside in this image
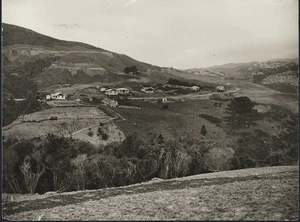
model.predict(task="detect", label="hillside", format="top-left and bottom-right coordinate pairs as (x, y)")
top-left (185, 59), bottom-right (299, 93)
top-left (2, 23), bottom-right (162, 90)
top-left (2, 166), bottom-right (298, 221)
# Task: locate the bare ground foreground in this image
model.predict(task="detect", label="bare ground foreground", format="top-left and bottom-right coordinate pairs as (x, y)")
top-left (2, 166), bottom-right (298, 221)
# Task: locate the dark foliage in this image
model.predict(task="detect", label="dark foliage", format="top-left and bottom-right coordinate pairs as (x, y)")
top-left (123, 66), bottom-right (140, 75)
top-left (199, 114), bottom-right (222, 125)
top-left (200, 125), bottom-right (208, 136)
top-left (167, 78), bottom-right (197, 87)
top-left (224, 96), bottom-right (258, 128)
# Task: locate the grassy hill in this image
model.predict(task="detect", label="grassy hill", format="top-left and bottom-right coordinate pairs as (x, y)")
top-left (2, 165), bottom-right (298, 221)
top-left (2, 23), bottom-right (162, 90)
top-left (185, 59), bottom-right (299, 93)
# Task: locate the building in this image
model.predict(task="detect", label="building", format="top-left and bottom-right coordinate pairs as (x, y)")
top-left (50, 92), bottom-right (66, 100)
top-left (191, 86), bottom-right (200, 91)
top-left (117, 88), bottom-right (130, 95)
top-left (105, 89), bottom-right (119, 96)
top-left (102, 98), bottom-right (118, 107)
top-left (157, 97), bottom-right (168, 103)
top-left (216, 86), bottom-right (225, 92)
top-left (100, 87), bottom-right (107, 92)
top-left (14, 98), bottom-right (26, 102)
top-left (141, 87), bottom-right (154, 94)
top-left (46, 95), bottom-right (51, 100)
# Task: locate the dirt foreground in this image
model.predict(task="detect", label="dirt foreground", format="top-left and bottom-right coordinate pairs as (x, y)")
top-left (2, 165), bottom-right (298, 221)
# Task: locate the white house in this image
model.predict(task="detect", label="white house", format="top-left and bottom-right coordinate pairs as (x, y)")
top-left (191, 86), bottom-right (200, 91)
top-left (105, 89), bottom-right (119, 96)
top-left (216, 86), bottom-right (225, 92)
top-left (141, 87), bottom-right (154, 94)
top-left (14, 98), bottom-right (26, 102)
top-left (117, 88), bottom-right (130, 95)
top-left (50, 93), bottom-right (66, 100)
top-left (102, 98), bottom-right (118, 107)
top-left (46, 95), bottom-right (51, 100)
top-left (100, 87), bottom-right (107, 92)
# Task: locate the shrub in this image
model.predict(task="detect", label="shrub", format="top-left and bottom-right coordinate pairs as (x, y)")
top-left (162, 104), bottom-right (168, 110)
top-left (102, 133), bottom-right (108, 140)
top-left (199, 114), bottom-right (222, 125)
top-left (87, 131), bottom-right (93, 137)
top-left (204, 147), bottom-right (235, 172)
top-left (201, 125), bottom-right (207, 136)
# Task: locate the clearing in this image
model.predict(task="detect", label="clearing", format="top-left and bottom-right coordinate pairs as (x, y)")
top-left (2, 107), bottom-right (124, 145)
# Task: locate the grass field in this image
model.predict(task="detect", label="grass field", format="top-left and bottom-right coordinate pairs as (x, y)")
top-left (113, 100), bottom-right (229, 144)
top-left (2, 166), bottom-right (298, 221)
top-left (2, 107), bottom-right (116, 144)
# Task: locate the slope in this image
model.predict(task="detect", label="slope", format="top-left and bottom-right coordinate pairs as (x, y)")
top-left (2, 165), bottom-right (298, 221)
top-left (2, 23), bottom-right (162, 90)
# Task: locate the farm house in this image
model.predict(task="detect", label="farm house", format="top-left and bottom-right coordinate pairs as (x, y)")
top-left (216, 86), bottom-right (225, 92)
top-left (117, 88), bottom-right (130, 95)
top-left (105, 89), bottom-right (119, 96)
top-left (141, 87), bottom-right (154, 94)
top-left (102, 98), bottom-right (118, 107)
top-left (100, 87), bottom-right (107, 92)
top-left (191, 86), bottom-right (200, 90)
top-left (50, 93), bottom-right (66, 100)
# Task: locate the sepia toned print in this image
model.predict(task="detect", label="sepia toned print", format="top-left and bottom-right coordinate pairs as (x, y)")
top-left (1, 0), bottom-right (298, 220)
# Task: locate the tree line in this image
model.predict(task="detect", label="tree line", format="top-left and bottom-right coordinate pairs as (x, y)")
top-left (3, 133), bottom-right (237, 194)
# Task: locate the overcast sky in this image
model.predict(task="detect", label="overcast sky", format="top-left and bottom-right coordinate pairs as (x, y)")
top-left (2, 0), bottom-right (298, 68)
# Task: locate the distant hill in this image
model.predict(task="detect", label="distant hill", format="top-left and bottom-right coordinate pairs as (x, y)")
top-left (184, 59), bottom-right (299, 93)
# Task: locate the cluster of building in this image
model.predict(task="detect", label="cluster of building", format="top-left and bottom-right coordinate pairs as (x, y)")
top-left (46, 92), bottom-right (66, 100)
top-left (102, 87), bottom-right (130, 96)
top-left (141, 87), bottom-right (154, 93)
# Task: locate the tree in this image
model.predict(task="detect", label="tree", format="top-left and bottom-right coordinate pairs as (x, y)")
top-left (224, 96), bottom-right (257, 128)
top-left (20, 151), bottom-right (46, 193)
top-left (123, 66), bottom-right (140, 76)
top-left (204, 146), bottom-right (235, 172)
top-left (43, 134), bottom-right (77, 192)
top-left (3, 148), bottom-right (22, 193)
top-left (201, 125), bottom-right (207, 136)
top-left (71, 154), bottom-right (88, 190)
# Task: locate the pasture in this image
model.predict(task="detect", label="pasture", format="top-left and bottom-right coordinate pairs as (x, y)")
top-left (113, 100), bottom-right (229, 144)
top-left (2, 107), bottom-right (116, 144)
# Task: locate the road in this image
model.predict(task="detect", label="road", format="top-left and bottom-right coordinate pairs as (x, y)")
top-left (128, 88), bottom-right (241, 101)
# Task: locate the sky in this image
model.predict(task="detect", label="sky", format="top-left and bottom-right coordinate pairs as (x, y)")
top-left (2, 0), bottom-right (298, 68)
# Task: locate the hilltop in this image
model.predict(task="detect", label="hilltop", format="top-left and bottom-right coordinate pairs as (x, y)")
top-left (185, 59), bottom-right (299, 93)
top-left (2, 165), bottom-right (298, 221)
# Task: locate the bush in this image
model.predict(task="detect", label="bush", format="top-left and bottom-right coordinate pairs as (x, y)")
top-left (204, 147), bottom-right (235, 172)
top-left (162, 104), bottom-right (168, 110)
top-left (102, 133), bottom-right (108, 140)
top-left (87, 131), bottom-right (93, 137)
top-left (199, 114), bottom-right (222, 125)
top-left (201, 125), bottom-right (207, 136)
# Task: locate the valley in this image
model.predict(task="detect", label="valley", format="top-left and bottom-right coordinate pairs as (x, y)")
top-left (1, 23), bottom-right (299, 220)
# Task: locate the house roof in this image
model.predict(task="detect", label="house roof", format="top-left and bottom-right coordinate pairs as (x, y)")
top-left (106, 89), bottom-right (118, 92)
top-left (142, 87), bottom-right (154, 90)
top-left (51, 92), bottom-right (65, 96)
top-left (116, 88), bottom-right (129, 91)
